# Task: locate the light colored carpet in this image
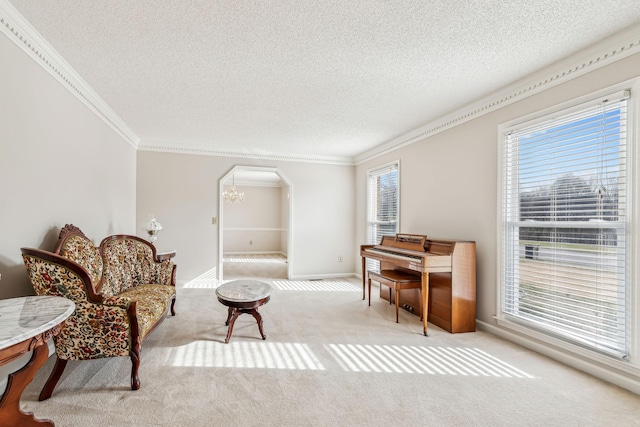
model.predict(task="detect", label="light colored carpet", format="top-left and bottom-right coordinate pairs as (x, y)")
top-left (21, 274), bottom-right (640, 427)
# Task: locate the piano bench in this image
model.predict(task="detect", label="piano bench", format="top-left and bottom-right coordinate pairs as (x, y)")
top-left (367, 270), bottom-right (422, 323)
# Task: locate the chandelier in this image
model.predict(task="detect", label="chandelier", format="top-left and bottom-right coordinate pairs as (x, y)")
top-left (223, 174), bottom-right (245, 203)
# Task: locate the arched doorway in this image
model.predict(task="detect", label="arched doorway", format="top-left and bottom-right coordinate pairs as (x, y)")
top-left (218, 165), bottom-right (292, 282)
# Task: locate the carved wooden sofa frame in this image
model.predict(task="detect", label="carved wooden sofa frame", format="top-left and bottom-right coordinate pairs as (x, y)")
top-left (21, 224), bottom-right (176, 400)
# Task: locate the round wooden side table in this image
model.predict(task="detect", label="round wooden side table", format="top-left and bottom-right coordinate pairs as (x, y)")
top-left (215, 280), bottom-right (272, 344)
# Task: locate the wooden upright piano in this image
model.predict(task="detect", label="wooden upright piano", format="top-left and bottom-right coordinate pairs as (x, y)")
top-left (360, 233), bottom-right (476, 335)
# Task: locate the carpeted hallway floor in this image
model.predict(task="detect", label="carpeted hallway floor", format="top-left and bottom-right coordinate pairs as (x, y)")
top-left (223, 253), bottom-right (288, 280)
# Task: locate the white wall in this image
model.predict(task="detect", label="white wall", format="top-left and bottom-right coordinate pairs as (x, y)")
top-left (0, 21), bottom-right (137, 395)
top-left (136, 151), bottom-right (355, 282)
top-left (224, 229), bottom-right (282, 254)
top-left (355, 51), bottom-right (640, 392)
top-left (223, 185), bottom-right (283, 254)
top-left (0, 33), bottom-right (137, 300)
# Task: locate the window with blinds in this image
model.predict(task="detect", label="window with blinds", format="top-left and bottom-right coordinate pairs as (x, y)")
top-left (500, 90), bottom-right (630, 358)
top-left (366, 161), bottom-right (399, 272)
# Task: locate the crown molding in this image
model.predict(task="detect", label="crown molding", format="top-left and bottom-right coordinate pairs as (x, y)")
top-left (0, 0), bottom-right (139, 148)
top-left (137, 140), bottom-right (355, 166)
top-left (355, 25), bottom-right (640, 165)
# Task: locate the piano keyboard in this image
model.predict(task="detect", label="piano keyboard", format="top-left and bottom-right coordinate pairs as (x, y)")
top-left (365, 247), bottom-right (423, 260)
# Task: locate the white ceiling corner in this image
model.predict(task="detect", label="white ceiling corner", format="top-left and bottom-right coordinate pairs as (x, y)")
top-left (4, 0), bottom-right (640, 165)
top-left (0, 0), bottom-right (140, 148)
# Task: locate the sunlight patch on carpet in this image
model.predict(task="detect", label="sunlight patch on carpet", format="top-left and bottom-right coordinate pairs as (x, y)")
top-left (325, 344), bottom-right (534, 378)
top-left (272, 280), bottom-right (359, 291)
top-left (168, 340), bottom-right (325, 370)
top-left (183, 268), bottom-right (219, 289)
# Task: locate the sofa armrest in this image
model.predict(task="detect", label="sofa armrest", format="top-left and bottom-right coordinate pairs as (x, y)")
top-left (21, 248), bottom-right (104, 304)
top-left (155, 250), bottom-right (176, 263)
top-left (22, 248), bottom-right (136, 360)
top-left (102, 294), bottom-right (132, 309)
top-left (154, 260), bottom-right (176, 286)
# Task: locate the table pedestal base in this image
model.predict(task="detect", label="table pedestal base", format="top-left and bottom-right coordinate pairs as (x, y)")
top-left (224, 307), bottom-right (266, 344)
top-left (0, 344), bottom-right (54, 426)
top-left (215, 280), bottom-right (272, 344)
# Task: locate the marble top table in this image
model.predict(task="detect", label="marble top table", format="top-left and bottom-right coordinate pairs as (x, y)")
top-left (0, 296), bottom-right (75, 351)
top-left (215, 280), bottom-right (272, 343)
top-left (0, 295), bottom-right (75, 426)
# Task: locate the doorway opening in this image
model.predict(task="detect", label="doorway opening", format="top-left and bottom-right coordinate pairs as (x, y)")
top-left (218, 166), bottom-right (292, 282)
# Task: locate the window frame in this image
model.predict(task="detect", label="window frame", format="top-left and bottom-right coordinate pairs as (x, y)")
top-left (496, 79), bottom-right (639, 368)
top-left (366, 160), bottom-right (400, 272)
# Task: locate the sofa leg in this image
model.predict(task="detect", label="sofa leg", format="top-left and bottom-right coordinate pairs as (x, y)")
top-left (130, 338), bottom-right (141, 390)
top-left (170, 297), bottom-right (176, 316)
top-left (39, 356), bottom-right (67, 401)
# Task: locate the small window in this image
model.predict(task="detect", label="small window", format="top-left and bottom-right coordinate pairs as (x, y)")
top-left (499, 90), bottom-right (630, 358)
top-left (366, 161), bottom-right (399, 272)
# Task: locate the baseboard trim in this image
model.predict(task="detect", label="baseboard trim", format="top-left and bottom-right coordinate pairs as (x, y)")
top-left (477, 320), bottom-right (640, 395)
top-left (178, 273), bottom-right (358, 285)
top-left (223, 251), bottom-right (286, 256)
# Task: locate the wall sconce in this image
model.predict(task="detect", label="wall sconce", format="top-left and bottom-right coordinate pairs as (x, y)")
top-left (143, 215), bottom-right (163, 243)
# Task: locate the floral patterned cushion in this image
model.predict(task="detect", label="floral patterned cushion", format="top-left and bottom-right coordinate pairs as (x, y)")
top-left (117, 284), bottom-right (176, 337)
top-left (101, 238), bottom-right (175, 296)
top-left (58, 234), bottom-right (103, 285)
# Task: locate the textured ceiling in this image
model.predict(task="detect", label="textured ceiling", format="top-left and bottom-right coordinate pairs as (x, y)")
top-left (7, 1), bottom-right (640, 162)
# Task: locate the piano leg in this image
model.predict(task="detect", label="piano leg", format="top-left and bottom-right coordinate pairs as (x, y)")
top-left (361, 256), bottom-right (367, 300)
top-left (422, 273), bottom-right (430, 336)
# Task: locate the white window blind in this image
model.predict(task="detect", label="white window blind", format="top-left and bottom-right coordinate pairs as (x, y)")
top-left (367, 162), bottom-right (399, 272)
top-left (501, 90), bottom-right (629, 357)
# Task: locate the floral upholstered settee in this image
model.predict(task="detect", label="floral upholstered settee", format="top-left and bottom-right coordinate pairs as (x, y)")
top-left (21, 224), bottom-right (176, 400)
